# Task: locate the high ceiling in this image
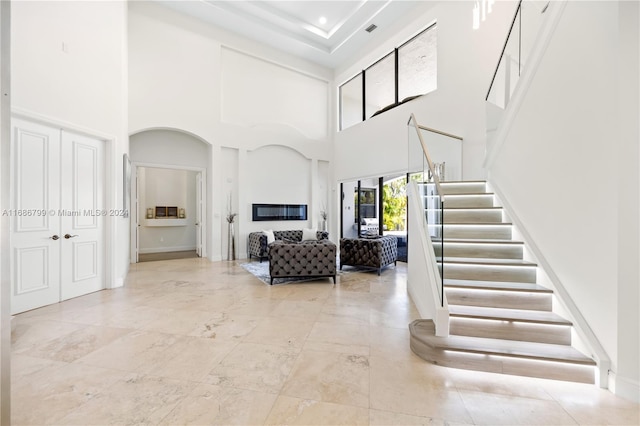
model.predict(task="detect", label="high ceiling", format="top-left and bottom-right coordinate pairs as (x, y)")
top-left (154, 0), bottom-right (435, 69)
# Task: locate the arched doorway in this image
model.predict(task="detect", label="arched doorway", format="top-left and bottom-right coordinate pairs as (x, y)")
top-left (129, 128), bottom-right (210, 263)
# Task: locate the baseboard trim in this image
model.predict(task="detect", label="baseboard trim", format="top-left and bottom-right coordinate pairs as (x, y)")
top-left (609, 371), bottom-right (640, 403)
top-left (138, 246), bottom-right (196, 254)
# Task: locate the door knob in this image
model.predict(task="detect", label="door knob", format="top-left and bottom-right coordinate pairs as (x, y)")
top-left (64, 234), bottom-right (78, 239)
top-left (50, 235), bottom-right (60, 240)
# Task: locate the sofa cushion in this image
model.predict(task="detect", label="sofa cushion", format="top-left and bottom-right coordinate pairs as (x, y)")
top-left (263, 229), bottom-right (275, 244)
top-left (302, 227), bottom-right (318, 241)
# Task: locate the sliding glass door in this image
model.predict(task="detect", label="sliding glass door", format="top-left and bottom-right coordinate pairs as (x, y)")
top-left (340, 174), bottom-right (409, 262)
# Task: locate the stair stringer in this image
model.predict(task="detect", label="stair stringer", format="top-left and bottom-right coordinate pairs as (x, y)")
top-left (486, 179), bottom-right (611, 388)
top-left (406, 181), bottom-right (449, 337)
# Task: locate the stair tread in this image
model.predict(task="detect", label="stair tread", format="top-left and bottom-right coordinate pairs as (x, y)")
top-left (440, 181), bottom-right (487, 184)
top-left (449, 305), bottom-right (572, 325)
top-left (444, 279), bottom-right (552, 293)
top-left (442, 257), bottom-right (537, 267)
top-left (416, 332), bottom-right (595, 365)
top-left (439, 222), bottom-right (512, 226)
top-left (442, 207), bottom-right (503, 210)
top-left (435, 239), bottom-right (523, 245)
top-left (442, 193), bottom-right (494, 197)
top-left (436, 336), bottom-right (596, 365)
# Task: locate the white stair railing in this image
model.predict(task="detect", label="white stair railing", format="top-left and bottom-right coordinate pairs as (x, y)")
top-left (406, 180), bottom-right (449, 336)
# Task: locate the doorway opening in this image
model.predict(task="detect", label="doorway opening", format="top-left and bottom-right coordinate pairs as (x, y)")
top-left (382, 174), bottom-right (408, 262)
top-left (340, 173), bottom-right (409, 262)
top-left (132, 165), bottom-right (206, 263)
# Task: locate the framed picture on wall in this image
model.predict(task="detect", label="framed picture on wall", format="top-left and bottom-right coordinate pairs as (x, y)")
top-left (123, 153), bottom-right (131, 218)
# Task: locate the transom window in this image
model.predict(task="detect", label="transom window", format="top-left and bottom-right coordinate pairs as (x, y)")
top-left (339, 23), bottom-right (437, 131)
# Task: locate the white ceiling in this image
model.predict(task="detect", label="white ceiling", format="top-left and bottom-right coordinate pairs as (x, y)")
top-left (154, 0), bottom-right (435, 69)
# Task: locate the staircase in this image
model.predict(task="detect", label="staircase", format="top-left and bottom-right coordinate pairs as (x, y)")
top-left (410, 181), bottom-right (597, 384)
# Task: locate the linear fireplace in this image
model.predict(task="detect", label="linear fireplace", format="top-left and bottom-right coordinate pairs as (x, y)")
top-left (252, 203), bottom-right (307, 221)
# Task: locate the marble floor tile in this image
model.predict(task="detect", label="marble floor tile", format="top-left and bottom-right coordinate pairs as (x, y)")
top-left (334, 278), bottom-right (372, 293)
top-left (317, 301), bottom-right (371, 326)
top-left (447, 367), bottom-right (556, 401)
top-left (159, 383), bottom-right (278, 425)
top-left (140, 336), bottom-right (238, 382)
top-left (17, 324), bottom-right (130, 363)
top-left (74, 329), bottom-right (185, 372)
top-left (225, 295), bottom-right (282, 316)
top-left (10, 258), bottom-right (639, 425)
top-left (12, 361), bottom-right (128, 425)
top-left (140, 308), bottom-right (221, 335)
top-left (277, 282), bottom-right (335, 302)
top-left (369, 325), bottom-right (415, 361)
top-left (541, 380), bottom-right (640, 425)
top-left (269, 299), bottom-right (325, 321)
top-left (204, 342), bottom-right (299, 393)
top-left (65, 303), bottom-right (168, 330)
top-left (369, 355), bottom-right (473, 423)
top-left (11, 319), bottom-right (86, 354)
top-left (281, 349), bottom-right (370, 408)
top-left (265, 395), bottom-right (369, 425)
top-left (306, 321), bottom-right (370, 349)
top-left (243, 316), bottom-right (315, 349)
top-left (369, 408), bottom-right (472, 425)
top-left (187, 312), bottom-right (260, 341)
top-left (56, 373), bottom-right (193, 425)
top-left (459, 389), bottom-right (579, 425)
top-left (11, 354), bottom-right (67, 384)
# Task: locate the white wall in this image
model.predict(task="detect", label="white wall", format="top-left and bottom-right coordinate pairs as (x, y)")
top-left (11, 0), bottom-right (128, 286)
top-left (487, 1), bottom-right (639, 399)
top-left (0, 2), bottom-right (10, 422)
top-left (221, 47), bottom-right (328, 140)
top-left (334, 0), bottom-right (519, 182)
top-left (245, 146), bottom-right (311, 229)
top-left (128, 2), bottom-right (334, 259)
top-left (615, 0), bottom-right (640, 402)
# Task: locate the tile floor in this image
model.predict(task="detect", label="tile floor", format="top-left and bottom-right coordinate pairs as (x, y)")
top-left (11, 258), bottom-right (640, 425)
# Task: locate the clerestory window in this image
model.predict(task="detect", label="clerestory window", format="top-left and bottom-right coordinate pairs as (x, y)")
top-left (339, 23), bottom-right (437, 131)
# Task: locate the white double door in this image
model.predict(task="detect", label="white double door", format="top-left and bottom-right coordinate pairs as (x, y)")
top-left (11, 118), bottom-right (105, 314)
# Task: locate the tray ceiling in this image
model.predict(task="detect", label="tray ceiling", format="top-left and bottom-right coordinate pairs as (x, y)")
top-left (154, 0), bottom-right (436, 69)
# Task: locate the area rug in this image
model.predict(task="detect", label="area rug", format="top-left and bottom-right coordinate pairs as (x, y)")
top-left (240, 261), bottom-right (347, 285)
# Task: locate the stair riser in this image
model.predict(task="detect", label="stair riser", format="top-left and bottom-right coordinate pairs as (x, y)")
top-left (441, 226), bottom-right (512, 240)
top-left (410, 337), bottom-right (594, 384)
top-left (442, 210), bottom-right (503, 223)
top-left (443, 264), bottom-right (537, 283)
top-left (443, 195), bottom-right (494, 208)
top-left (435, 244), bottom-right (523, 259)
top-left (445, 288), bottom-right (551, 311)
top-left (449, 318), bottom-right (572, 345)
top-left (440, 183), bottom-right (487, 194)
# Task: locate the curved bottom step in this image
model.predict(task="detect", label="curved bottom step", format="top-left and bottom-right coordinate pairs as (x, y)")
top-left (409, 319), bottom-right (595, 384)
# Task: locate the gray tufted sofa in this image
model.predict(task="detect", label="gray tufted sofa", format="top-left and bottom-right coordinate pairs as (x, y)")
top-left (248, 230), bottom-right (329, 262)
top-left (268, 239), bottom-right (337, 285)
top-left (340, 235), bottom-right (398, 275)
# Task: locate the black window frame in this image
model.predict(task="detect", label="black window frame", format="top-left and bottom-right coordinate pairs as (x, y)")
top-left (338, 22), bottom-right (437, 131)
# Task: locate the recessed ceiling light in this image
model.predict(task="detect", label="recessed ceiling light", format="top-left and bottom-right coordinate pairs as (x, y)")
top-left (319, 16), bottom-right (327, 25)
top-left (365, 24), bottom-right (377, 33)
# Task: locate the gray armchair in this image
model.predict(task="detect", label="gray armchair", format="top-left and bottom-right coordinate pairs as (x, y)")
top-left (340, 235), bottom-right (398, 275)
